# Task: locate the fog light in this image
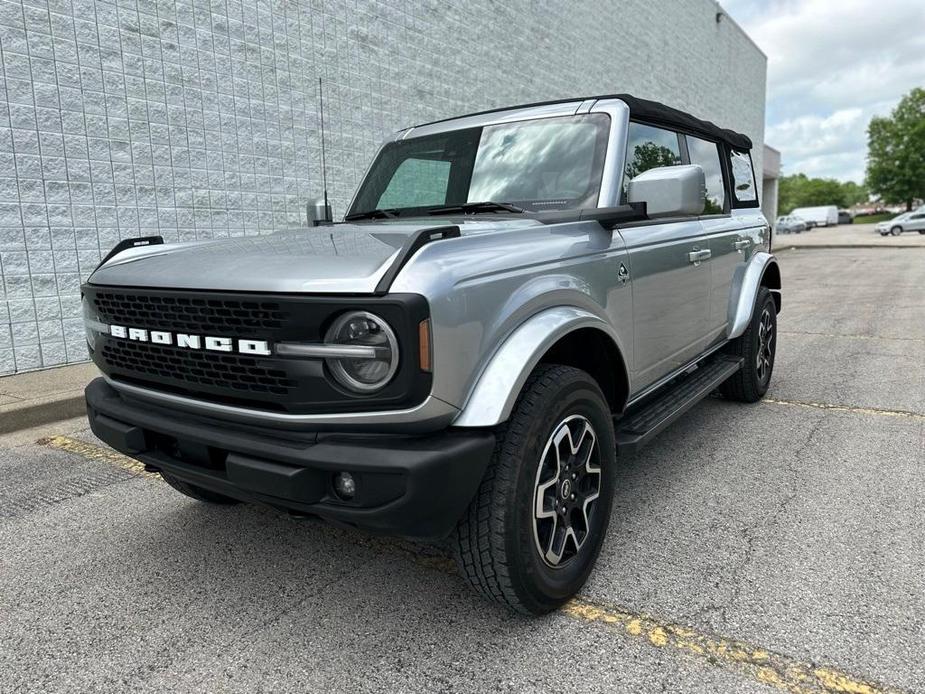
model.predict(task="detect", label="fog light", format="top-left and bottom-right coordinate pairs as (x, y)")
top-left (333, 472), bottom-right (356, 500)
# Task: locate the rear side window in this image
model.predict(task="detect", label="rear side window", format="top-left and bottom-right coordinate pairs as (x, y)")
top-left (623, 122), bottom-right (682, 183)
top-left (686, 136), bottom-right (725, 214)
top-left (729, 149), bottom-right (757, 204)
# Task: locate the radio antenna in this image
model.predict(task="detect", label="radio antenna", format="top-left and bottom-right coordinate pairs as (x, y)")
top-left (318, 77), bottom-right (330, 217)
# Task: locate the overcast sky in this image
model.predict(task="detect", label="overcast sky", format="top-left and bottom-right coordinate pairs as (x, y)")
top-left (722, 0), bottom-right (925, 183)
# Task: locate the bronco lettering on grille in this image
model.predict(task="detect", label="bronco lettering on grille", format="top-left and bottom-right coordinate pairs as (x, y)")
top-left (108, 324), bottom-right (271, 356)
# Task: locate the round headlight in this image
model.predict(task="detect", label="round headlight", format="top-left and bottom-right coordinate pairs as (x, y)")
top-left (324, 311), bottom-right (399, 393)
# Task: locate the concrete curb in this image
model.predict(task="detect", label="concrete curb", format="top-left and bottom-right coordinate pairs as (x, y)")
top-left (0, 393), bottom-right (88, 435)
top-left (0, 362), bottom-right (97, 435)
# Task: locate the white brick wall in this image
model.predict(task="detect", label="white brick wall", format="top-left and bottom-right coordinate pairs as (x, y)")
top-left (0, 0), bottom-right (765, 374)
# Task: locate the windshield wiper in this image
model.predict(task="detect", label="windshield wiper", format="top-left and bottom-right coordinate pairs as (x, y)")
top-left (344, 208), bottom-right (400, 221)
top-left (345, 201), bottom-right (523, 221)
top-left (425, 201), bottom-right (524, 216)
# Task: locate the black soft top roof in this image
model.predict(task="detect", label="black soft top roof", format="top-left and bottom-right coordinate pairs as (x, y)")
top-left (416, 94), bottom-right (753, 152)
top-left (615, 94), bottom-right (752, 151)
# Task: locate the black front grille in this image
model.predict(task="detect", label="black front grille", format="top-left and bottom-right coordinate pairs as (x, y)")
top-left (83, 284), bottom-right (432, 415)
top-left (102, 340), bottom-right (296, 396)
top-left (93, 291), bottom-right (289, 338)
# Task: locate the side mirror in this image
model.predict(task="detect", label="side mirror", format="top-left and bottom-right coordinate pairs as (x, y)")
top-left (626, 165), bottom-right (706, 218)
top-left (307, 197), bottom-right (333, 226)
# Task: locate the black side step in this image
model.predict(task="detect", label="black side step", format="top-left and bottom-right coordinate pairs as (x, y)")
top-left (615, 355), bottom-right (743, 454)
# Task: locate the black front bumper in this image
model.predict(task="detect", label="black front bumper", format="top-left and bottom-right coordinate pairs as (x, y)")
top-left (86, 378), bottom-right (495, 539)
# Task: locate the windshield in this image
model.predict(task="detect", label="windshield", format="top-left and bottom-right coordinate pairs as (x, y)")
top-left (348, 113), bottom-right (611, 217)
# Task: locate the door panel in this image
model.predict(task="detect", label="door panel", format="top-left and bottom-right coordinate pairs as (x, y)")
top-left (703, 215), bottom-right (766, 343)
top-left (908, 213), bottom-right (925, 231)
top-left (617, 220), bottom-right (712, 392)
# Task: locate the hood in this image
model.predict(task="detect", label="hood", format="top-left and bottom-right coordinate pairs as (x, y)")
top-left (89, 221), bottom-right (477, 293)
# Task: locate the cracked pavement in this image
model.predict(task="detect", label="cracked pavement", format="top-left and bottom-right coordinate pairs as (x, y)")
top-left (1, 247), bottom-right (923, 692)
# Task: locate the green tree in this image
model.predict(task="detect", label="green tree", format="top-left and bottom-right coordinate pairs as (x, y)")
top-left (624, 142), bottom-right (679, 179)
top-left (778, 174), bottom-right (865, 214)
top-left (840, 181), bottom-right (869, 207)
top-left (866, 87), bottom-right (925, 211)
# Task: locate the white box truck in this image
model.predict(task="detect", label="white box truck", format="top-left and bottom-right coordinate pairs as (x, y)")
top-left (791, 205), bottom-right (839, 228)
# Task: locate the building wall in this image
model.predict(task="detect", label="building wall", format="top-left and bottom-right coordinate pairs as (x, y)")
top-left (761, 144), bottom-right (780, 223)
top-left (762, 176), bottom-right (779, 223)
top-left (0, 0), bottom-right (766, 374)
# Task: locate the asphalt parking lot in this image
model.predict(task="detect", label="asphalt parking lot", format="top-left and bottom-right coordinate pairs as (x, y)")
top-left (1, 246), bottom-right (923, 693)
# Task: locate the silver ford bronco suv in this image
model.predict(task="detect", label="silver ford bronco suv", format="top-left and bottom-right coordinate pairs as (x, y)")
top-left (82, 95), bottom-right (780, 614)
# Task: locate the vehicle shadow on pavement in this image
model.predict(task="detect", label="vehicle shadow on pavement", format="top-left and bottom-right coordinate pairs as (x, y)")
top-left (132, 398), bottom-right (732, 619)
top-left (92, 394), bottom-right (803, 646)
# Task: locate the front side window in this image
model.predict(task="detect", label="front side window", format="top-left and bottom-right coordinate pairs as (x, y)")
top-left (349, 114), bottom-right (610, 217)
top-left (623, 122), bottom-right (682, 183)
top-left (686, 135), bottom-right (726, 214)
top-left (729, 149), bottom-right (758, 203)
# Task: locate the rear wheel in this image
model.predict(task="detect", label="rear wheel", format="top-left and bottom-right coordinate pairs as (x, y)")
top-left (452, 364), bottom-right (616, 614)
top-left (721, 287), bottom-right (777, 403)
top-left (160, 471), bottom-right (240, 504)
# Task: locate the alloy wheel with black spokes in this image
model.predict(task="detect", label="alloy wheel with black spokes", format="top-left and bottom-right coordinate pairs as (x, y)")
top-left (452, 364), bottom-right (617, 615)
top-left (720, 285), bottom-right (777, 403)
top-left (533, 415), bottom-right (602, 568)
top-left (756, 306), bottom-right (774, 385)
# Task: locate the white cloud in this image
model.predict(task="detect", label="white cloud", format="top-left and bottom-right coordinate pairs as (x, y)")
top-left (723, 0), bottom-right (925, 182)
top-left (766, 101), bottom-right (896, 180)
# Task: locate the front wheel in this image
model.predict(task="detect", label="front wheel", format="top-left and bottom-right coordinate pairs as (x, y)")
top-left (891, 226), bottom-right (903, 236)
top-left (452, 364), bottom-right (616, 614)
top-left (721, 286), bottom-right (777, 402)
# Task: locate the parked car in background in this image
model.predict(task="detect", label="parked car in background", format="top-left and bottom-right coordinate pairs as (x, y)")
top-left (791, 205), bottom-right (838, 228)
top-left (775, 215), bottom-right (807, 234)
top-left (877, 211), bottom-right (925, 235)
top-left (837, 210), bottom-right (853, 224)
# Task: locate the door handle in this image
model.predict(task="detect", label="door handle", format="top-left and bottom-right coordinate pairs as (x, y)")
top-left (734, 239), bottom-right (752, 250)
top-left (688, 249), bottom-right (711, 264)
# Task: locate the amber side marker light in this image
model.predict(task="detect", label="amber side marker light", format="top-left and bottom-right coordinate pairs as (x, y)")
top-left (418, 319), bottom-right (432, 372)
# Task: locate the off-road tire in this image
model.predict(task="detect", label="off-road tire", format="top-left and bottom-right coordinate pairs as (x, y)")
top-left (160, 471), bottom-right (240, 504)
top-left (720, 286), bottom-right (777, 403)
top-left (452, 364), bottom-right (616, 615)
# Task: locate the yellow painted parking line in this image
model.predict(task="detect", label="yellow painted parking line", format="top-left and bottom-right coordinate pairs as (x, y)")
top-left (38, 435), bottom-right (160, 479)
top-left (763, 398), bottom-right (925, 422)
top-left (39, 434), bottom-right (906, 693)
top-left (563, 598), bottom-right (903, 694)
